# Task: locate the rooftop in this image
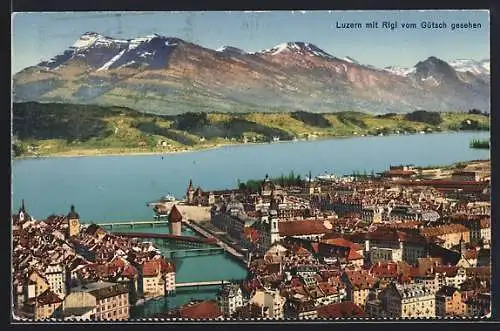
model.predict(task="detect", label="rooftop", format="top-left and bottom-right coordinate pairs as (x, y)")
top-left (279, 219), bottom-right (331, 237)
top-left (317, 301), bottom-right (367, 318)
top-left (70, 281), bottom-right (128, 300)
top-left (179, 300), bottom-right (223, 319)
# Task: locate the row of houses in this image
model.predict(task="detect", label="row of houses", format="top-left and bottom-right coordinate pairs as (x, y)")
top-left (12, 204), bottom-right (177, 321)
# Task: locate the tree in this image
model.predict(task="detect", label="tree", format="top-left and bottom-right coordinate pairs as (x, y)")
top-left (404, 110), bottom-right (443, 126)
top-left (12, 143), bottom-right (26, 157)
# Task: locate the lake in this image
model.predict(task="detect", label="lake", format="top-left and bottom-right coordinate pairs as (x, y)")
top-left (12, 131), bottom-right (489, 222)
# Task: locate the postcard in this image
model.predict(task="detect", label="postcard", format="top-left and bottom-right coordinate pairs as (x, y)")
top-left (11, 10), bottom-right (491, 322)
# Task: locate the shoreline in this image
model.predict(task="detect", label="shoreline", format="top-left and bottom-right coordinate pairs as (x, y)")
top-left (13, 129), bottom-right (490, 160)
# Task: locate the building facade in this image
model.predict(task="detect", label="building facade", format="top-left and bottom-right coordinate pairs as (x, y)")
top-left (250, 289), bottom-right (286, 319)
top-left (64, 281), bottom-right (130, 321)
top-left (379, 283), bottom-right (435, 318)
top-left (44, 263), bottom-right (66, 299)
top-left (217, 283), bottom-right (244, 317)
top-left (435, 286), bottom-right (467, 317)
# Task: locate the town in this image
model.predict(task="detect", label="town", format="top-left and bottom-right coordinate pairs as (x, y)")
top-left (12, 160), bottom-right (491, 320)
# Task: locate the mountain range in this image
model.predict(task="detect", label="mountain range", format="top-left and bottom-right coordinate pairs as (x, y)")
top-left (13, 32), bottom-right (490, 115)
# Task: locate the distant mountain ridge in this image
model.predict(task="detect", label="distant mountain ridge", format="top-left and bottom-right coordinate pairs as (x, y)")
top-left (13, 32), bottom-right (490, 115)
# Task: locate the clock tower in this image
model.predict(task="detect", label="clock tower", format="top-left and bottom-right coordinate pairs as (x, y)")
top-left (67, 205), bottom-right (80, 237)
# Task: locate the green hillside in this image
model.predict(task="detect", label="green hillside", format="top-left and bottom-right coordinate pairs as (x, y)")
top-left (12, 102), bottom-right (490, 157)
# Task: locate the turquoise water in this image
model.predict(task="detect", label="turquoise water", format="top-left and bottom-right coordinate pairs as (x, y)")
top-left (129, 285), bottom-right (223, 318)
top-left (115, 225), bottom-right (248, 283)
top-left (12, 131), bottom-right (489, 222)
top-left (117, 225), bottom-right (247, 318)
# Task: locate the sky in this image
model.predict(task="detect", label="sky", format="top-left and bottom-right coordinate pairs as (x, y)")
top-left (12, 10), bottom-right (490, 74)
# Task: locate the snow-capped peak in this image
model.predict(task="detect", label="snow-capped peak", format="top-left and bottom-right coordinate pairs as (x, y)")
top-left (216, 45), bottom-right (247, 55)
top-left (342, 56), bottom-right (359, 64)
top-left (259, 42), bottom-right (334, 59)
top-left (384, 66), bottom-right (416, 76)
top-left (448, 58), bottom-right (490, 75)
top-left (72, 32), bottom-right (129, 50)
top-left (72, 32), bottom-right (102, 49)
top-left (38, 32), bottom-right (183, 72)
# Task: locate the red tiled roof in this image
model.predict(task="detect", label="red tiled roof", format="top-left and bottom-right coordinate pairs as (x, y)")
top-left (293, 246), bottom-right (312, 257)
top-left (369, 262), bottom-right (399, 278)
top-left (408, 266), bottom-right (429, 278)
top-left (168, 205), bottom-right (183, 223)
top-left (121, 264), bottom-right (138, 278)
top-left (322, 237), bottom-right (353, 248)
top-left (85, 224), bottom-right (104, 236)
top-left (385, 170), bottom-right (416, 176)
top-left (108, 256), bottom-right (127, 269)
top-left (365, 228), bottom-right (427, 245)
top-left (36, 289), bottom-right (63, 306)
top-left (480, 218), bottom-right (490, 229)
top-left (142, 259), bottom-right (161, 277)
top-left (347, 249), bottom-right (363, 261)
top-left (160, 257), bottom-right (175, 273)
top-left (317, 301), bottom-right (367, 318)
top-left (435, 266), bottom-right (458, 277)
top-left (396, 180), bottom-right (488, 187)
top-left (279, 220), bottom-right (330, 237)
top-left (180, 300), bottom-right (223, 319)
top-left (244, 227), bottom-right (260, 243)
top-left (290, 277), bottom-right (303, 288)
top-left (317, 282), bottom-right (339, 296)
top-left (417, 257), bottom-right (442, 271)
top-left (344, 270), bottom-right (377, 290)
top-left (420, 224), bottom-right (469, 237)
top-left (232, 303), bottom-right (264, 318)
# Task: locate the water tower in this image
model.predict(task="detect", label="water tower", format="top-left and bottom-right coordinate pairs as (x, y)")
top-left (168, 205), bottom-right (183, 236)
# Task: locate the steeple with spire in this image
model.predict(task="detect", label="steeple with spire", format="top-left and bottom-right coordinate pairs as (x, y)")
top-left (18, 199), bottom-right (27, 222)
top-left (19, 199), bottom-right (26, 213)
top-left (460, 233), bottom-right (466, 256)
top-left (67, 204), bottom-right (81, 237)
top-left (67, 205), bottom-right (80, 219)
top-left (186, 179), bottom-right (195, 204)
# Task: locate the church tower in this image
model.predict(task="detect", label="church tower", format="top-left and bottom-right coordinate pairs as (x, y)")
top-left (460, 234), bottom-right (466, 256)
top-left (186, 180), bottom-right (195, 204)
top-left (169, 205), bottom-right (183, 236)
top-left (208, 192), bottom-right (215, 205)
top-left (67, 205), bottom-right (80, 237)
top-left (18, 199), bottom-right (26, 223)
top-left (270, 215), bottom-right (280, 244)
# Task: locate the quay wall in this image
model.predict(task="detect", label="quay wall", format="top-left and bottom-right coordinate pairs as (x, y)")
top-left (183, 221), bottom-right (249, 269)
top-left (154, 202), bottom-right (211, 222)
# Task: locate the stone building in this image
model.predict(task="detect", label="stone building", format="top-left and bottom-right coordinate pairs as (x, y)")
top-left (169, 205), bottom-right (183, 236)
top-left (250, 289), bottom-right (286, 319)
top-left (140, 258), bottom-right (176, 298)
top-left (435, 286), bottom-right (467, 317)
top-left (350, 228), bottom-right (428, 266)
top-left (24, 289), bottom-right (63, 320)
top-left (63, 281), bottom-right (130, 321)
top-left (341, 270), bottom-right (377, 308)
top-left (420, 224), bottom-right (470, 250)
top-left (379, 282), bottom-right (435, 318)
top-left (217, 283), bottom-right (244, 317)
top-left (44, 263), bottom-right (66, 299)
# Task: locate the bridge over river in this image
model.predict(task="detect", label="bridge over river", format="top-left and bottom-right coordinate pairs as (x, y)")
top-left (176, 280), bottom-right (229, 288)
top-left (97, 220), bottom-right (169, 229)
top-left (95, 219), bottom-right (248, 266)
